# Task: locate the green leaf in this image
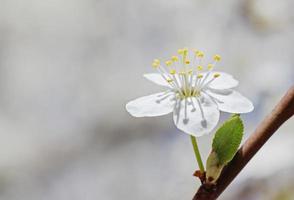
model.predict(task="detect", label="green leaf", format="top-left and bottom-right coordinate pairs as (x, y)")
top-left (206, 114), bottom-right (244, 183)
top-left (212, 114), bottom-right (244, 165)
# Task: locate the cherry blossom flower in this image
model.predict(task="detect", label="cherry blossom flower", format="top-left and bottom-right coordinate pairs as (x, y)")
top-left (126, 48), bottom-right (254, 137)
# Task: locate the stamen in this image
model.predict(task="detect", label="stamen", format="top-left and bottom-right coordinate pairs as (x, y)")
top-left (154, 64), bottom-right (178, 90)
top-left (197, 74), bottom-right (203, 79)
top-left (169, 69), bottom-right (176, 75)
top-left (153, 59), bottom-right (160, 64)
top-left (171, 56), bottom-right (179, 62)
top-left (188, 69), bottom-right (194, 96)
top-left (197, 65), bottom-right (203, 71)
top-left (207, 64), bottom-right (214, 70)
top-left (152, 59), bottom-right (160, 68)
top-left (192, 72), bottom-right (203, 94)
top-left (153, 60), bottom-right (181, 94)
top-left (165, 60), bottom-right (172, 66)
top-left (152, 62), bottom-right (160, 68)
top-left (177, 49), bottom-right (184, 55)
top-left (213, 54), bottom-right (221, 61)
top-left (198, 54), bottom-right (221, 86)
top-left (181, 48), bottom-right (188, 66)
top-left (201, 73), bottom-right (221, 88)
top-left (213, 73), bottom-right (220, 78)
top-left (171, 55), bottom-right (181, 72)
top-left (152, 49), bottom-right (222, 101)
top-left (183, 47), bottom-right (188, 55)
top-left (198, 71), bottom-right (211, 89)
top-left (160, 67), bottom-right (183, 94)
top-left (196, 51), bottom-right (204, 58)
top-left (180, 48), bottom-right (190, 96)
top-left (171, 74), bottom-right (184, 95)
top-left (156, 93), bottom-right (173, 103)
top-left (179, 70), bottom-right (186, 90)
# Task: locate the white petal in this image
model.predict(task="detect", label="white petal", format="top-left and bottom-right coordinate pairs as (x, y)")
top-left (126, 91), bottom-right (175, 117)
top-left (206, 89), bottom-right (254, 113)
top-left (204, 71), bottom-right (239, 90)
top-left (143, 73), bottom-right (171, 87)
top-left (173, 95), bottom-right (220, 137)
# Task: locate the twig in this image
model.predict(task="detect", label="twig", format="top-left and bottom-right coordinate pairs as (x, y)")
top-left (193, 86), bottom-right (294, 200)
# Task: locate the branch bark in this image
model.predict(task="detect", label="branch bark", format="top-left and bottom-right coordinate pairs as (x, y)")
top-left (193, 86), bottom-right (294, 200)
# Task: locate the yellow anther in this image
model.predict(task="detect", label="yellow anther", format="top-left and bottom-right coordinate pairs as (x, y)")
top-left (152, 59), bottom-right (160, 68)
top-left (213, 54), bottom-right (221, 61)
top-left (207, 64), bottom-right (214, 70)
top-left (165, 60), bottom-right (172, 66)
top-left (177, 49), bottom-right (184, 55)
top-left (152, 62), bottom-right (160, 68)
top-left (169, 69), bottom-right (176, 75)
top-left (185, 60), bottom-right (190, 64)
top-left (183, 47), bottom-right (188, 55)
top-left (171, 56), bottom-right (179, 62)
top-left (167, 78), bottom-right (173, 83)
top-left (188, 69), bottom-right (193, 75)
top-left (197, 65), bottom-right (203, 71)
top-left (196, 51), bottom-right (204, 58)
top-left (197, 74), bottom-right (203, 79)
top-left (153, 59), bottom-right (160, 64)
top-left (213, 73), bottom-right (220, 78)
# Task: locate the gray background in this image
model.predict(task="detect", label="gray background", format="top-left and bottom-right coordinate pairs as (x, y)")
top-left (0, 0), bottom-right (293, 199)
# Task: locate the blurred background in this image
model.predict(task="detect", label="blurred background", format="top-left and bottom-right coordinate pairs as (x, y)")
top-left (0, 0), bottom-right (293, 199)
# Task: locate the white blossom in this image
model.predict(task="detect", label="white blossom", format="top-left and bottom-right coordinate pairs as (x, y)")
top-left (126, 48), bottom-right (254, 137)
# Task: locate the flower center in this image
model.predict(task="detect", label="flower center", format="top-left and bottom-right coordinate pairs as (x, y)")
top-left (176, 88), bottom-right (201, 99)
top-left (151, 48), bottom-right (222, 99)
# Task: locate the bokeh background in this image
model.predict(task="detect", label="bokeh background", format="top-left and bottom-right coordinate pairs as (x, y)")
top-left (0, 0), bottom-right (294, 199)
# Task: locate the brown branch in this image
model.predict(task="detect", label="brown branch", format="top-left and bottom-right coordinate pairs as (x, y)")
top-left (193, 86), bottom-right (294, 200)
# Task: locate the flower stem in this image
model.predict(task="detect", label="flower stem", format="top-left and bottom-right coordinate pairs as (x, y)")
top-left (190, 135), bottom-right (205, 173)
